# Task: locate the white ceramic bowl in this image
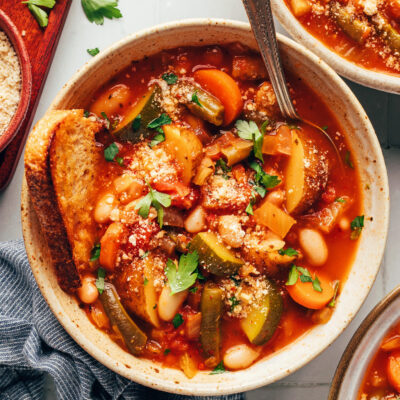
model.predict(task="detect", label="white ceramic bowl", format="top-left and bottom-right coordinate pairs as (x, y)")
top-left (329, 286), bottom-right (400, 399)
top-left (21, 19), bottom-right (389, 395)
top-left (271, 0), bottom-right (400, 94)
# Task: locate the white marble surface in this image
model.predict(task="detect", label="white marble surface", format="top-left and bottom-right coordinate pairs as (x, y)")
top-left (0, 1), bottom-right (399, 399)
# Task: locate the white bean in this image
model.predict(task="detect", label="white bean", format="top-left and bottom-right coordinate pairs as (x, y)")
top-left (266, 190), bottom-right (285, 207)
top-left (77, 275), bottom-right (98, 304)
top-left (94, 193), bottom-right (115, 224)
top-left (218, 215), bottom-right (245, 248)
top-left (223, 344), bottom-right (260, 370)
top-left (184, 206), bottom-right (206, 233)
top-left (158, 285), bottom-right (188, 322)
top-left (339, 217), bottom-right (350, 231)
top-left (299, 228), bottom-right (328, 267)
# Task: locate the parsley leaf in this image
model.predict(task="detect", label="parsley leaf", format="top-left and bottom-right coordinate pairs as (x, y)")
top-left (328, 281), bottom-right (340, 307)
top-left (246, 191), bottom-right (257, 215)
top-left (100, 111), bottom-right (111, 129)
top-left (322, 125), bottom-right (328, 131)
top-left (278, 248), bottom-right (298, 257)
top-left (87, 47), bottom-right (100, 56)
top-left (335, 197), bottom-right (346, 203)
top-left (147, 113), bottom-right (172, 130)
top-left (189, 286), bottom-right (198, 293)
top-left (164, 348), bottom-right (171, 355)
top-left (191, 90), bottom-right (202, 108)
top-left (162, 72), bottom-right (178, 85)
top-left (229, 296), bottom-right (240, 312)
top-left (95, 268), bottom-right (106, 294)
top-left (135, 181), bottom-right (171, 227)
top-left (115, 156), bottom-right (124, 166)
top-left (344, 150), bottom-right (354, 169)
top-left (172, 313), bottom-right (184, 329)
top-left (350, 215), bottom-right (364, 240)
top-left (26, 3), bottom-right (49, 27)
top-left (235, 120), bottom-right (264, 162)
top-left (81, 0), bottom-right (122, 25)
top-left (230, 275), bottom-right (241, 287)
top-left (90, 243), bottom-right (101, 261)
top-left (141, 251), bottom-right (149, 259)
top-left (23, 0), bottom-right (55, 5)
top-left (104, 142), bottom-right (119, 161)
top-left (166, 251), bottom-right (199, 294)
top-left (132, 115), bottom-right (141, 132)
top-left (149, 132), bottom-right (165, 148)
top-left (286, 265), bottom-right (323, 292)
top-left (249, 160), bottom-right (281, 190)
top-left (215, 158), bottom-right (231, 180)
top-left (210, 361), bottom-right (226, 375)
top-left (144, 277), bottom-right (149, 286)
top-left (83, 110), bottom-right (90, 118)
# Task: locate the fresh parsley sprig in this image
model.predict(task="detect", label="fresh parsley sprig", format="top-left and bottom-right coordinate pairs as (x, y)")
top-left (87, 47), bottom-right (100, 56)
top-left (147, 113), bottom-right (172, 134)
top-left (278, 248), bottom-right (298, 257)
top-left (162, 73), bottom-right (178, 85)
top-left (96, 268), bottom-right (106, 294)
top-left (23, 0), bottom-right (55, 28)
top-left (286, 265), bottom-right (322, 292)
top-left (350, 215), bottom-right (364, 240)
top-left (165, 251), bottom-right (199, 294)
top-left (235, 120), bottom-right (265, 162)
top-left (172, 313), bottom-right (184, 329)
top-left (90, 243), bottom-right (101, 261)
top-left (81, 0), bottom-right (122, 25)
top-left (210, 361), bottom-right (226, 375)
top-left (249, 160), bottom-right (281, 190)
top-left (135, 181), bottom-right (171, 227)
top-left (215, 158), bottom-right (231, 180)
top-left (191, 90), bottom-right (202, 108)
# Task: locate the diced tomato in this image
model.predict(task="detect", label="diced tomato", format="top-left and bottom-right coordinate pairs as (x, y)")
top-left (321, 186), bottom-right (336, 203)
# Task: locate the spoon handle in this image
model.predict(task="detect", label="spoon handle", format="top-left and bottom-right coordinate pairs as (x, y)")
top-left (242, 0), bottom-right (299, 119)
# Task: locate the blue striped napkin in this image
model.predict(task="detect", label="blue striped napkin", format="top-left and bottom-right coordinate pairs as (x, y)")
top-left (0, 240), bottom-right (245, 400)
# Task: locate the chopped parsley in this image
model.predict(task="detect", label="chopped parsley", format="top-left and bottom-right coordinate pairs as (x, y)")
top-left (260, 119), bottom-right (270, 134)
top-left (149, 132), bottom-right (165, 148)
top-left (164, 348), bottom-right (171, 355)
top-left (141, 251), bottom-right (149, 259)
top-left (191, 90), bottom-right (202, 107)
top-left (132, 115), bottom-right (141, 132)
top-left (135, 181), bottom-right (171, 227)
top-left (115, 156), bottom-right (124, 167)
top-left (350, 215), bottom-right (364, 240)
top-left (215, 158), bottom-right (231, 180)
top-left (23, 0), bottom-right (55, 28)
top-left (81, 0), bottom-right (123, 25)
top-left (100, 111), bottom-right (111, 129)
top-left (172, 313), bottom-right (184, 329)
top-left (165, 251), bottom-right (199, 294)
top-left (249, 159), bottom-right (281, 190)
top-left (83, 110), bottom-right (90, 118)
top-left (235, 120), bottom-right (264, 162)
top-left (147, 113), bottom-right (172, 134)
top-left (278, 248), bottom-right (298, 257)
top-left (344, 151), bottom-right (354, 169)
top-left (328, 281), bottom-right (340, 307)
top-left (104, 142), bottom-right (119, 162)
top-left (286, 265), bottom-right (322, 292)
top-left (230, 275), bottom-right (241, 287)
top-left (189, 286), bottom-right (198, 293)
top-left (90, 243), bottom-right (101, 261)
top-left (210, 361), bottom-right (226, 375)
top-left (162, 72), bottom-right (178, 85)
top-left (322, 125), bottom-right (328, 131)
top-left (153, 304), bottom-right (157, 309)
top-left (229, 296), bottom-right (240, 312)
top-left (87, 47), bottom-right (100, 56)
top-left (335, 197), bottom-right (346, 203)
top-left (246, 191), bottom-right (257, 215)
top-left (95, 268), bottom-right (106, 294)
top-left (144, 277), bottom-right (149, 286)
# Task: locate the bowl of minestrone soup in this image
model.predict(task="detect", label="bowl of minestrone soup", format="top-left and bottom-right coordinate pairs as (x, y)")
top-left (21, 19), bottom-right (389, 395)
top-left (330, 286), bottom-right (400, 400)
top-left (271, 0), bottom-right (400, 93)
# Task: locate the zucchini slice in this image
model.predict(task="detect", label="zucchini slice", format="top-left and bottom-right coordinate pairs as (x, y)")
top-left (240, 279), bottom-right (283, 345)
top-left (200, 281), bottom-right (223, 366)
top-left (190, 232), bottom-right (244, 276)
top-left (113, 85), bottom-right (163, 143)
top-left (100, 283), bottom-right (147, 355)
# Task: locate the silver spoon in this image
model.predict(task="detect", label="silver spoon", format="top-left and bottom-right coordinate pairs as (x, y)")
top-left (242, 0), bottom-right (341, 157)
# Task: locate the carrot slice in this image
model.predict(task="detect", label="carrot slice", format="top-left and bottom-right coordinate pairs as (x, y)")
top-left (194, 69), bottom-right (243, 125)
top-left (286, 270), bottom-right (334, 310)
top-left (388, 350), bottom-right (400, 392)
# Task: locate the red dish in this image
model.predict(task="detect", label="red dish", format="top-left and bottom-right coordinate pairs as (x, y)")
top-left (0, 8), bottom-right (32, 152)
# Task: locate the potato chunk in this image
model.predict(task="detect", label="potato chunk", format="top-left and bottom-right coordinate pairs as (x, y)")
top-left (290, 0), bottom-right (312, 17)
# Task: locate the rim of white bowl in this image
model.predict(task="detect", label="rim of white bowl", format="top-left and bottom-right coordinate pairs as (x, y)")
top-left (271, 0), bottom-right (400, 94)
top-left (24, 19), bottom-right (389, 395)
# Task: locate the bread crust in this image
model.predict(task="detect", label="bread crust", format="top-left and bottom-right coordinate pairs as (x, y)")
top-left (24, 110), bottom-right (102, 293)
top-left (25, 111), bottom-right (81, 292)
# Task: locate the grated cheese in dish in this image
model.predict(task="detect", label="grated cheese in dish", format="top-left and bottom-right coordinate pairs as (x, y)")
top-left (0, 30), bottom-right (21, 136)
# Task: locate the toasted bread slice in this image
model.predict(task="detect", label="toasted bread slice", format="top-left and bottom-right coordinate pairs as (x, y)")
top-left (25, 110), bottom-right (102, 292)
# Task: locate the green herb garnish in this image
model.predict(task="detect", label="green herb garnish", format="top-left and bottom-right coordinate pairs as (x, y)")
top-left (210, 361), bottom-right (226, 375)
top-left (149, 132), bottom-right (165, 148)
top-left (166, 251), bottom-right (199, 294)
top-left (249, 160), bottom-right (281, 190)
top-left (235, 120), bottom-right (264, 162)
top-left (328, 281), bottom-right (340, 307)
top-left (286, 265), bottom-right (322, 292)
top-left (350, 215), bottom-right (364, 240)
top-left (104, 142), bottom-right (119, 162)
top-left (132, 115), bottom-right (141, 132)
top-left (229, 296), bottom-right (240, 312)
top-left (144, 277), bottom-right (149, 286)
top-left (81, 0), bottom-right (122, 25)
top-left (215, 158), bottom-right (231, 180)
top-left (172, 313), bottom-right (184, 329)
top-left (95, 268), bottom-right (106, 294)
top-left (23, 0), bottom-right (55, 28)
top-left (345, 151), bottom-right (354, 169)
top-left (278, 248), bottom-right (298, 257)
top-left (189, 286), bottom-right (198, 293)
top-left (83, 110), bottom-right (90, 118)
top-left (147, 113), bottom-right (172, 131)
top-left (135, 181), bottom-right (171, 227)
top-left (90, 243), bottom-right (101, 261)
top-left (87, 47), bottom-right (100, 56)
top-left (335, 197), bottom-right (346, 203)
top-left (141, 251), bottom-right (149, 259)
top-left (164, 348), bottom-right (171, 355)
top-left (191, 90), bottom-right (202, 108)
top-left (162, 72), bottom-right (178, 85)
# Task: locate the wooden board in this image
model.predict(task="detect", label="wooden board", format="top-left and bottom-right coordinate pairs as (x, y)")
top-left (0, 0), bottom-right (71, 190)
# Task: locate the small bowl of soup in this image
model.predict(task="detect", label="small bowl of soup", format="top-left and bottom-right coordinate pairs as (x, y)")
top-left (0, 9), bottom-right (32, 151)
top-left (21, 19), bottom-right (388, 395)
top-left (271, 0), bottom-right (400, 93)
top-left (329, 286), bottom-right (400, 400)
